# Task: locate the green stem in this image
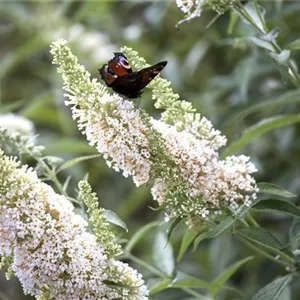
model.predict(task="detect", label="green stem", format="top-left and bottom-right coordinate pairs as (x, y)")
top-left (37, 158), bottom-right (70, 199)
top-left (237, 235), bottom-right (293, 269)
top-left (182, 288), bottom-right (212, 299)
top-left (233, 1), bottom-right (300, 88)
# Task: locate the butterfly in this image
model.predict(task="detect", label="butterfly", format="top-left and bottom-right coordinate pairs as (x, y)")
top-left (99, 52), bottom-right (167, 98)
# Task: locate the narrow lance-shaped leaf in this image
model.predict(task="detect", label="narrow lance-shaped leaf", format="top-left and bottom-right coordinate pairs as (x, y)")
top-left (193, 217), bottom-right (235, 250)
top-left (44, 138), bottom-right (97, 155)
top-left (170, 271), bottom-right (209, 289)
top-left (289, 219), bottom-right (300, 251)
top-left (166, 216), bottom-right (182, 243)
top-left (237, 227), bottom-right (294, 259)
top-left (177, 229), bottom-right (199, 262)
top-left (57, 154), bottom-right (101, 172)
top-left (286, 38), bottom-right (300, 50)
top-left (222, 114), bottom-right (300, 157)
top-left (147, 278), bottom-right (172, 295)
top-left (125, 221), bottom-right (161, 253)
top-left (153, 231), bottom-right (175, 277)
top-left (103, 210), bottom-right (128, 232)
top-left (222, 89), bottom-right (300, 129)
top-left (253, 199), bottom-right (300, 218)
top-left (251, 275), bottom-right (293, 300)
top-left (0, 99), bottom-right (26, 114)
top-left (257, 182), bottom-right (297, 198)
top-left (210, 256), bottom-right (253, 298)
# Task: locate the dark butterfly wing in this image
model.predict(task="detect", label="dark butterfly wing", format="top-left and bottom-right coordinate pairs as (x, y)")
top-left (137, 61), bottom-right (167, 90)
top-left (109, 61), bottom-right (167, 98)
top-left (109, 72), bottom-right (144, 98)
top-left (99, 53), bottom-right (133, 87)
top-left (99, 52), bottom-right (167, 98)
top-left (108, 52), bottom-right (132, 76)
top-left (99, 65), bottom-right (118, 87)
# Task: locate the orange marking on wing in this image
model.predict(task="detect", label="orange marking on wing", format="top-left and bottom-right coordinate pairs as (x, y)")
top-left (108, 54), bottom-right (132, 76)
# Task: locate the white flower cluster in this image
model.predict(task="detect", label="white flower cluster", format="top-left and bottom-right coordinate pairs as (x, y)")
top-left (176, 0), bottom-right (202, 14)
top-left (50, 23), bottom-right (117, 64)
top-left (220, 155), bottom-right (258, 210)
top-left (176, 0), bottom-right (204, 25)
top-left (121, 47), bottom-right (227, 151)
top-left (174, 113), bottom-right (227, 150)
top-left (28, 4), bottom-right (116, 65)
top-left (151, 120), bottom-right (258, 219)
top-left (52, 39), bottom-right (258, 224)
top-left (0, 152), bottom-right (148, 300)
top-left (51, 39), bottom-right (152, 187)
top-left (66, 89), bottom-right (152, 187)
top-left (0, 113), bottom-right (35, 136)
top-left (176, 0), bottom-right (238, 22)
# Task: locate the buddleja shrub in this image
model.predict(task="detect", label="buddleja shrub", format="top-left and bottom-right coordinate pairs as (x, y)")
top-left (1, 0), bottom-right (300, 299)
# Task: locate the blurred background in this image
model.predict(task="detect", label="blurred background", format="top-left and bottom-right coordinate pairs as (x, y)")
top-left (1, 1), bottom-right (300, 299)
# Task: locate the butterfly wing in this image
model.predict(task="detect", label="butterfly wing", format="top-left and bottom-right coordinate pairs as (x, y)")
top-left (137, 61), bottom-right (167, 90)
top-left (108, 52), bottom-right (132, 76)
top-left (99, 52), bottom-right (167, 98)
top-left (99, 53), bottom-right (133, 87)
top-left (99, 65), bottom-right (117, 87)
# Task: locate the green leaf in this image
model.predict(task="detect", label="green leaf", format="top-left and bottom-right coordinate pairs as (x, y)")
top-left (103, 210), bottom-right (128, 232)
top-left (259, 28), bottom-right (280, 42)
top-left (223, 90), bottom-right (300, 128)
top-left (193, 231), bottom-right (211, 251)
top-left (148, 278), bottom-right (172, 295)
top-left (116, 186), bottom-right (149, 219)
top-left (43, 138), bottom-right (97, 155)
top-left (22, 105), bottom-right (60, 129)
top-left (257, 182), bottom-right (297, 198)
top-left (251, 275), bottom-right (293, 300)
top-left (125, 221), bottom-right (161, 253)
top-left (62, 175), bottom-right (72, 192)
top-left (269, 50), bottom-right (291, 66)
top-left (177, 229), bottom-right (199, 262)
top-left (166, 216), bottom-right (182, 244)
top-left (286, 38), bottom-right (300, 50)
top-left (20, 91), bottom-right (53, 118)
top-left (210, 256), bottom-right (253, 297)
top-left (193, 217), bottom-right (235, 250)
top-left (250, 37), bottom-right (274, 51)
top-left (222, 114), bottom-right (300, 157)
top-left (278, 285), bottom-right (291, 300)
top-left (0, 99), bottom-right (26, 113)
top-left (171, 271), bottom-right (209, 289)
top-left (0, 35), bottom-right (50, 79)
top-left (153, 231), bottom-right (175, 276)
top-left (289, 219), bottom-right (300, 251)
top-left (57, 154), bottom-right (101, 172)
top-left (253, 199), bottom-right (300, 218)
top-left (243, 2), bottom-right (267, 33)
top-left (237, 227), bottom-right (293, 258)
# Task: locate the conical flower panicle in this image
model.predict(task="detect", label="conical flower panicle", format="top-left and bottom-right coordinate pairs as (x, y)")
top-left (0, 150), bottom-right (148, 299)
top-left (51, 39), bottom-right (258, 229)
top-left (51, 39), bottom-right (152, 186)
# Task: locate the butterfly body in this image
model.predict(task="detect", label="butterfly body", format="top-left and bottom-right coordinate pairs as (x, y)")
top-left (99, 53), bottom-right (167, 98)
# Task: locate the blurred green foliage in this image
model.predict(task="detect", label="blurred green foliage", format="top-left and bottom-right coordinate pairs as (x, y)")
top-left (1, 1), bottom-right (300, 299)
